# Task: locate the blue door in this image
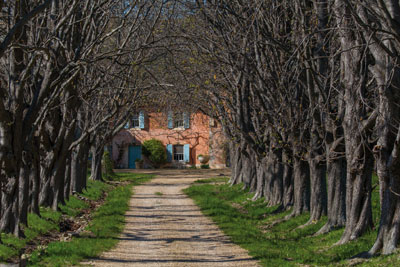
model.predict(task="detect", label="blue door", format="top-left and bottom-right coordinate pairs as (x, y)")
top-left (128, 145), bottom-right (142, 169)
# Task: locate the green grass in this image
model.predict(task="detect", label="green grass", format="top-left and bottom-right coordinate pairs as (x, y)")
top-left (27, 172), bottom-right (154, 266)
top-left (0, 172), bottom-right (153, 266)
top-left (194, 177), bottom-right (229, 184)
top-left (110, 172), bottom-right (154, 185)
top-left (0, 207), bottom-right (62, 262)
top-left (155, 192), bottom-right (163, 196)
top-left (82, 180), bottom-right (111, 201)
top-left (184, 176), bottom-right (391, 267)
top-left (58, 181), bottom-right (110, 217)
top-left (58, 197), bottom-right (89, 217)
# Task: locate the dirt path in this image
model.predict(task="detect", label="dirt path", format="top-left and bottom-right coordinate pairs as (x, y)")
top-left (85, 169), bottom-right (259, 267)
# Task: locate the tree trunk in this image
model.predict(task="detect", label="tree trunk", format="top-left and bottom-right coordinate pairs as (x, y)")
top-left (263, 148), bottom-right (283, 207)
top-left (50, 157), bottom-right (67, 210)
top-left (316, 156), bottom-right (346, 234)
top-left (0, 177), bottom-right (19, 235)
top-left (81, 148), bottom-right (89, 190)
top-left (282, 150), bottom-right (293, 209)
top-left (18, 162), bottom-right (30, 228)
top-left (288, 153), bottom-right (310, 218)
top-left (337, 150), bottom-right (373, 244)
top-left (306, 106), bottom-right (327, 224)
top-left (90, 141), bottom-right (104, 181)
top-left (335, 0), bottom-right (374, 244)
top-left (29, 155), bottom-right (41, 216)
top-left (367, 50), bottom-right (400, 255)
top-left (41, 123), bottom-right (76, 210)
top-left (39, 162), bottom-right (51, 208)
top-left (307, 158), bottom-right (327, 224)
top-left (253, 158), bottom-right (266, 201)
top-left (347, 0), bottom-right (400, 255)
top-left (71, 146), bottom-right (82, 194)
top-left (229, 142), bottom-right (243, 185)
top-left (340, 93), bottom-right (374, 243)
top-left (64, 155), bottom-right (71, 202)
top-left (241, 147), bottom-right (257, 192)
top-left (338, 83), bottom-right (374, 243)
top-left (370, 128), bottom-right (400, 255)
top-left (71, 134), bottom-right (90, 193)
top-left (80, 142), bottom-right (90, 190)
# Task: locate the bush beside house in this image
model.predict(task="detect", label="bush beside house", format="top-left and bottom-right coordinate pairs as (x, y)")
top-left (142, 139), bottom-right (167, 168)
top-left (102, 151), bottom-right (115, 179)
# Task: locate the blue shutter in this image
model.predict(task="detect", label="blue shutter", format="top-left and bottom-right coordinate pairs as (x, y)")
top-left (183, 112), bottom-right (190, 129)
top-left (124, 121), bottom-right (129, 129)
top-left (139, 111), bottom-right (145, 129)
top-left (166, 144), bottom-right (173, 162)
top-left (168, 111), bottom-right (173, 129)
top-left (184, 144), bottom-right (190, 163)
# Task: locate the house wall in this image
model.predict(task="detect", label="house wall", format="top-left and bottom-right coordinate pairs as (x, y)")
top-left (112, 112), bottom-right (226, 169)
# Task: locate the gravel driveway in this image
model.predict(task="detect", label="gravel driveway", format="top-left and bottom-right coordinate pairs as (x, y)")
top-left (84, 169), bottom-right (259, 267)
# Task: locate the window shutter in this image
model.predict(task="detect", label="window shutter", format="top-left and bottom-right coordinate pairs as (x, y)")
top-left (166, 144), bottom-right (173, 162)
top-left (167, 111), bottom-right (173, 129)
top-left (139, 111), bottom-right (145, 129)
top-left (184, 144), bottom-right (190, 163)
top-left (183, 112), bottom-right (190, 129)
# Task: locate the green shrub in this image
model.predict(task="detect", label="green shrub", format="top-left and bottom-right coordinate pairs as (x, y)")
top-left (102, 151), bottom-right (114, 179)
top-left (142, 139), bottom-right (167, 167)
top-left (200, 164), bottom-right (210, 169)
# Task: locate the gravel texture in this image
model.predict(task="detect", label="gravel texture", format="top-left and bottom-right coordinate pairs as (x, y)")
top-left (84, 169), bottom-right (259, 267)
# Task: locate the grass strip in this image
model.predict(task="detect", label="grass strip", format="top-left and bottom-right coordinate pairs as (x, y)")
top-left (0, 172), bottom-right (152, 266)
top-left (0, 204), bottom-right (65, 260)
top-left (184, 176), bottom-right (398, 266)
top-left (27, 172), bottom-right (153, 266)
top-left (0, 181), bottom-right (107, 263)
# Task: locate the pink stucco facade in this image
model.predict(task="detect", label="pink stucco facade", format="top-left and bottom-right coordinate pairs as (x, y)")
top-left (111, 112), bottom-right (226, 169)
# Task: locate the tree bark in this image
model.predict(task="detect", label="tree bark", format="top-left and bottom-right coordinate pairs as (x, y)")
top-left (307, 158), bottom-right (327, 224)
top-left (18, 162), bottom-right (30, 229)
top-left (282, 150), bottom-right (294, 209)
top-left (335, 0), bottom-right (374, 244)
top-left (316, 155), bottom-right (346, 234)
top-left (263, 148), bottom-right (283, 206)
top-left (71, 138), bottom-right (90, 194)
top-left (253, 157), bottom-right (266, 200)
top-left (49, 156), bottom-right (67, 210)
top-left (288, 151), bottom-right (310, 218)
top-left (365, 17), bottom-right (400, 255)
top-left (241, 146), bottom-right (257, 192)
top-left (90, 137), bottom-right (104, 181)
top-left (28, 149), bottom-right (41, 216)
top-left (370, 128), bottom-right (400, 255)
top-left (229, 142), bottom-right (243, 185)
top-left (0, 177), bottom-right (19, 235)
top-left (64, 155), bottom-right (71, 202)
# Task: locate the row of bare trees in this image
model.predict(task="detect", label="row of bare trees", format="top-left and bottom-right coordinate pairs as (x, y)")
top-left (0, 0), bottom-right (169, 238)
top-left (176, 0), bottom-right (400, 256)
top-left (2, 0), bottom-right (400, 258)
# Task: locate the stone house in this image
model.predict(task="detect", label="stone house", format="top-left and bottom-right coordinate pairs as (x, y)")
top-left (111, 110), bottom-right (226, 169)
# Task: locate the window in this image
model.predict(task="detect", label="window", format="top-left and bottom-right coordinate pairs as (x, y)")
top-left (127, 111), bottom-right (145, 129)
top-left (174, 113), bottom-right (184, 128)
top-left (167, 144), bottom-right (190, 163)
top-left (132, 114), bottom-right (140, 128)
top-left (168, 111), bottom-right (190, 129)
top-left (173, 145), bottom-right (184, 161)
